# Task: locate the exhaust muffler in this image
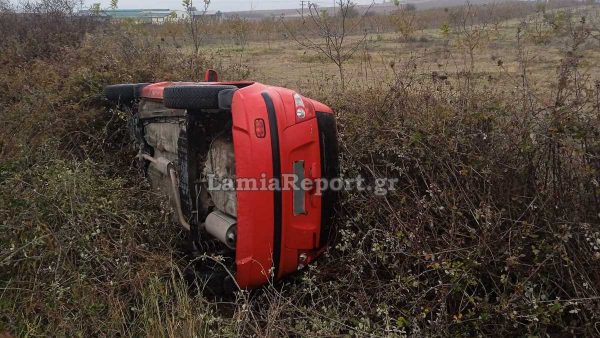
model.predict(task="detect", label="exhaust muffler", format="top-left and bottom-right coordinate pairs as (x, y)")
top-left (205, 210), bottom-right (237, 249)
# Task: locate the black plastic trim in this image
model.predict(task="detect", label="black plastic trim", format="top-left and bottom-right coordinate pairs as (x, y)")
top-left (316, 112), bottom-right (340, 247)
top-left (262, 92), bottom-right (282, 279)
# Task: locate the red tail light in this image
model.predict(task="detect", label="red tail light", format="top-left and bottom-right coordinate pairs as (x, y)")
top-left (255, 118), bottom-right (266, 138)
top-left (293, 92), bottom-right (315, 123)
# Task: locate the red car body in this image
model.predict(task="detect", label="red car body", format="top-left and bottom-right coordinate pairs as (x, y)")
top-left (138, 81), bottom-right (339, 289)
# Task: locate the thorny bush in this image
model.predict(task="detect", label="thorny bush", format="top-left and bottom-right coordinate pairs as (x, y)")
top-left (1, 3), bottom-right (599, 337)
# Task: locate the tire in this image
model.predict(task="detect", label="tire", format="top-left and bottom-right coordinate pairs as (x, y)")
top-left (104, 83), bottom-right (149, 104)
top-left (218, 88), bottom-right (238, 110)
top-left (163, 85), bottom-right (237, 110)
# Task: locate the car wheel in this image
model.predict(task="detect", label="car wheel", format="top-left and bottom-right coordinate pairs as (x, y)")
top-left (163, 85), bottom-right (237, 110)
top-left (104, 83), bottom-right (149, 104)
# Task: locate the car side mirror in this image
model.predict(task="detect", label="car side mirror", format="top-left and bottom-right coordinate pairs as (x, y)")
top-left (204, 69), bottom-right (219, 82)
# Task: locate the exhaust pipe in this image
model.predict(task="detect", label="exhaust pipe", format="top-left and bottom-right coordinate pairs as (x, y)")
top-left (138, 153), bottom-right (191, 231)
top-left (168, 167), bottom-right (191, 231)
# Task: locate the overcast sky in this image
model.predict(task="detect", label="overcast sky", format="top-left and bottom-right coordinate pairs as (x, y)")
top-left (78, 0), bottom-right (377, 12)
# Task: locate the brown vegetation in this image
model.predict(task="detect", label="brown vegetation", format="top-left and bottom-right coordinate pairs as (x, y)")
top-left (1, 1), bottom-right (599, 336)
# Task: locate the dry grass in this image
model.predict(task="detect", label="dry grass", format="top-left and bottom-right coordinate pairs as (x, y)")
top-left (1, 1), bottom-right (600, 337)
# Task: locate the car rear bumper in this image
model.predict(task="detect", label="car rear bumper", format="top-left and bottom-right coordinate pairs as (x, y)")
top-left (231, 84), bottom-right (339, 288)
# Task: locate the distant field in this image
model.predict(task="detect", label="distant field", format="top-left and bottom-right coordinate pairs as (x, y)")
top-left (226, 0), bottom-right (567, 18)
top-left (180, 3), bottom-right (600, 94)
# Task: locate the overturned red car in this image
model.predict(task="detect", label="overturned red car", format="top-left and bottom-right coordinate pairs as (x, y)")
top-left (105, 71), bottom-right (339, 292)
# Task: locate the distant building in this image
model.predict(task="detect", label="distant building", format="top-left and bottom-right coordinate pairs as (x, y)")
top-left (171, 10), bottom-right (190, 21)
top-left (77, 8), bottom-right (222, 24)
top-left (186, 8), bottom-right (223, 21)
top-left (78, 9), bottom-right (172, 23)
